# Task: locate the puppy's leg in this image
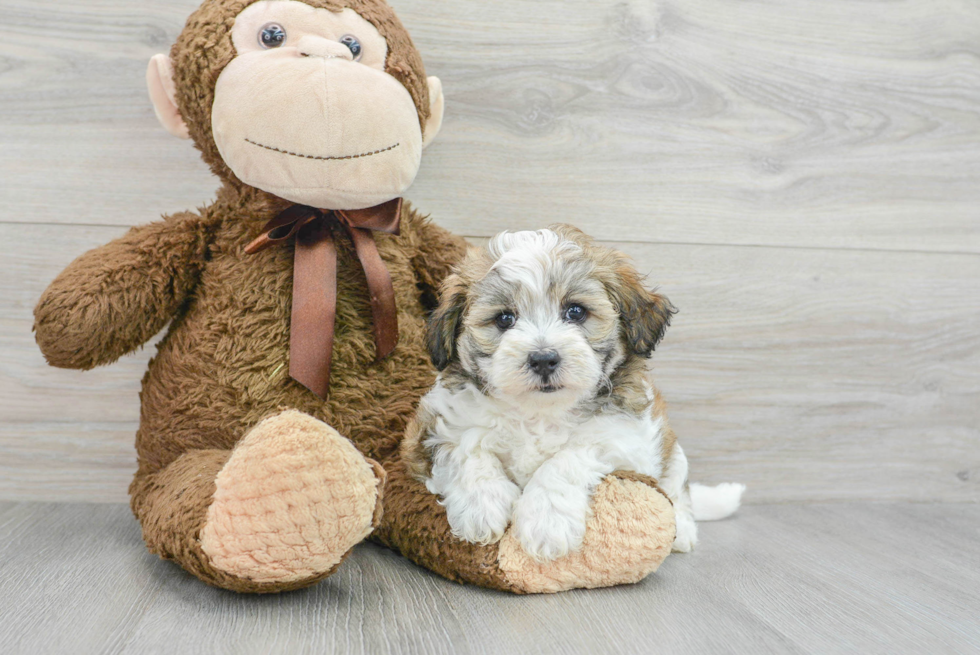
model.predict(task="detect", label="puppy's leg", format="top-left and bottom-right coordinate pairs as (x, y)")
top-left (659, 443), bottom-right (698, 553)
top-left (427, 446), bottom-right (520, 545)
top-left (512, 448), bottom-right (613, 562)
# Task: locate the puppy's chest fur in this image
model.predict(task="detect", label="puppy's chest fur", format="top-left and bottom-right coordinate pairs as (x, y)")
top-left (412, 376), bottom-right (669, 488)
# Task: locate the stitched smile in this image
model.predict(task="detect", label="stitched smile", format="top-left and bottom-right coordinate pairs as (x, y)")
top-left (245, 139), bottom-right (400, 161)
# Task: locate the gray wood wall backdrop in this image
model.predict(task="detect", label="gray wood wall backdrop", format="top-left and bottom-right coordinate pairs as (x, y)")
top-left (1, 0), bottom-right (978, 503)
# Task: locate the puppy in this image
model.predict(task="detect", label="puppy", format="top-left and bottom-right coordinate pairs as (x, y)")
top-left (403, 226), bottom-right (745, 561)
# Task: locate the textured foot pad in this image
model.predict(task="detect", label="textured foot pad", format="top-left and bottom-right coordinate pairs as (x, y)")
top-left (496, 475), bottom-right (676, 593)
top-left (200, 410), bottom-right (381, 584)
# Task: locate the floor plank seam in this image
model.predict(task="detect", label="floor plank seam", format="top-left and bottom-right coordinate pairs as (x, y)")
top-left (3, 219), bottom-right (979, 258)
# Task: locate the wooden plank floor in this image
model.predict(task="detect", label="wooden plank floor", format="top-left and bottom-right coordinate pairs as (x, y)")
top-left (1, 502), bottom-right (977, 655)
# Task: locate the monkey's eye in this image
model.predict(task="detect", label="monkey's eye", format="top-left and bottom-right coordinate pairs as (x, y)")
top-left (494, 311), bottom-right (517, 331)
top-left (339, 34), bottom-right (362, 60)
top-left (563, 304), bottom-right (588, 323)
top-left (258, 23), bottom-right (286, 49)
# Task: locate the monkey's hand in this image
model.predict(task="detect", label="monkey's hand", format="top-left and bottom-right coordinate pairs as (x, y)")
top-left (34, 212), bottom-right (215, 369)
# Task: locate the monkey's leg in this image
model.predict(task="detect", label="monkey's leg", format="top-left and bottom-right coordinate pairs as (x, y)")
top-left (374, 459), bottom-right (677, 594)
top-left (130, 410), bottom-right (384, 593)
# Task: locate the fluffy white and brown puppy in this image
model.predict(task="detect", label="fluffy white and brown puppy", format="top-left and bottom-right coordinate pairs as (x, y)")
top-left (404, 226), bottom-right (744, 561)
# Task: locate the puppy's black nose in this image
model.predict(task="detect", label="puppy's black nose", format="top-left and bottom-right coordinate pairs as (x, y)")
top-left (528, 350), bottom-right (561, 376)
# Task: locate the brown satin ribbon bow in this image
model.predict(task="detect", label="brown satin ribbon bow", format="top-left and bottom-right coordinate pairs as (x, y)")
top-left (244, 197), bottom-right (402, 399)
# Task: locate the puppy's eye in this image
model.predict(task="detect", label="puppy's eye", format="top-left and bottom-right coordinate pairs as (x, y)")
top-left (258, 23), bottom-right (286, 48)
top-left (339, 34), bottom-right (362, 60)
top-left (563, 304), bottom-right (587, 323)
top-left (494, 312), bottom-right (517, 330)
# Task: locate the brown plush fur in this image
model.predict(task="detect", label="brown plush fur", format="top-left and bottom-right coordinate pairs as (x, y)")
top-left (34, 0), bottom-right (676, 594)
top-left (32, 0), bottom-right (463, 593)
top-left (36, 179), bottom-right (466, 592)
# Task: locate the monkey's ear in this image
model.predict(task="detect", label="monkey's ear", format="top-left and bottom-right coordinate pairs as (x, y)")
top-left (421, 76), bottom-right (445, 149)
top-left (146, 54), bottom-right (190, 140)
top-left (607, 266), bottom-right (677, 358)
top-left (426, 278), bottom-right (466, 370)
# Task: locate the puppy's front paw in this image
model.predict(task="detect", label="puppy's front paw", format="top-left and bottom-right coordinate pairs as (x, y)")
top-left (672, 509), bottom-right (698, 553)
top-left (439, 478), bottom-right (521, 545)
top-left (512, 485), bottom-right (589, 562)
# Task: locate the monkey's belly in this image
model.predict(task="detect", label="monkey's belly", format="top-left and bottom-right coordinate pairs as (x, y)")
top-left (134, 263), bottom-right (435, 472)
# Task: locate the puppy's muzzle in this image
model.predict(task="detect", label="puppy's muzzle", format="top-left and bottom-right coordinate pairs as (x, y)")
top-left (528, 349), bottom-right (561, 384)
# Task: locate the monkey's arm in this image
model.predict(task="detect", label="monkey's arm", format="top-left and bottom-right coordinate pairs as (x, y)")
top-left (34, 212), bottom-right (216, 369)
top-left (400, 207), bottom-right (469, 310)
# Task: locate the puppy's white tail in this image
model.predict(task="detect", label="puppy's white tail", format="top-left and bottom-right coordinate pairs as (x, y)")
top-left (690, 482), bottom-right (746, 521)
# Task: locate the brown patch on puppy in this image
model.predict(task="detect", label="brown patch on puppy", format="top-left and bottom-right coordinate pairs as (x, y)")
top-left (401, 408), bottom-right (434, 481)
top-left (652, 387), bottom-right (679, 464)
top-left (425, 284), bottom-right (467, 371)
top-left (550, 224), bottom-right (676, 358)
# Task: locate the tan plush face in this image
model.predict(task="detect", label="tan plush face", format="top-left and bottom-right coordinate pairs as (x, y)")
top-left (214, 1), bottom-right (420, 208)
top-left (147, 0), bottom-right (445, 210)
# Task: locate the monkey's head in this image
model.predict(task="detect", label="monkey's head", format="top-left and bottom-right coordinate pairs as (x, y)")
top-left (147, 0), bottom-right (443, 210)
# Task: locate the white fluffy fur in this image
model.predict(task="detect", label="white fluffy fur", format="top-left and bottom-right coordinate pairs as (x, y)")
top-left (690, 482), bottom-right (747, 521)
top-left (423, 229), bottom-right (744, 561)
top-left (423, 380), bottom-right (668, 559)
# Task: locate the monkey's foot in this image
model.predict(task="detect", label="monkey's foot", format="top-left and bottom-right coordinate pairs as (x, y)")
top-left (496, 472), bottom-right (676, 593)
top-left (199, 410), bottom-right (384, 585)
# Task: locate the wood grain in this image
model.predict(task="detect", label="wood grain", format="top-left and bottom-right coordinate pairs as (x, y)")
top-left (1, 501), bottom-right (978, 654)
top-left (0, 0), bottom-right (978, 253)
top-left (3, 223), bottom-right (977, 503)
top-left (1, 0), bottom-right (978, 503)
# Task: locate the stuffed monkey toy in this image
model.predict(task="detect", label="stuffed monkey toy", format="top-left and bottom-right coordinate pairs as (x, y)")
top-left (34, 0), bottom-right (676, 594)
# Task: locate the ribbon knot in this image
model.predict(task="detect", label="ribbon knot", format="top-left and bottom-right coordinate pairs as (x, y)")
top-left (245, 198), bottom-right (402, 399)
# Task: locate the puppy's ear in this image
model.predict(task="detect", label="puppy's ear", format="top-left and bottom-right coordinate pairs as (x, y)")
top-left (426, 276), bottom-right (467, 370)
top-left (607, 263), bottom-right (677, 358)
